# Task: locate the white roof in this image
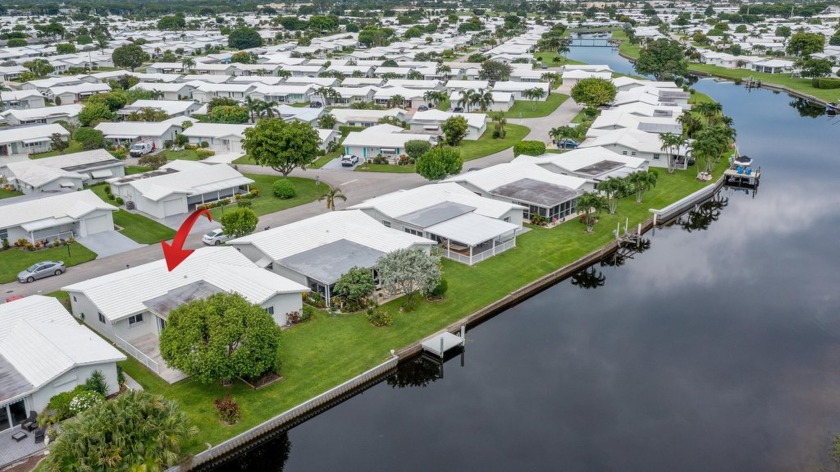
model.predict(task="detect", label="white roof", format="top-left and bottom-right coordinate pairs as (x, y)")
top-left (0, 89), bottom-right (43, 101)
top-left (445, 162), bottom-right (587, 193)
top-left (410, 109), bottom-right (487, 129)
top-left (580, 128), bottom-right (676, 154)
top-left (111, 160), bottom-right (254, 201)
top-left (342, 124), bottom-right (434, 148)
top-left (0, 296), bottom-right (125, 399)
top-left (228, 209), bottom-right (434, 262)
top-left (492, 81), bottom-right (550, 93)
top-left (63, 246), bottom-right (308, 321)
top-left (445, 80), bottom-right (490, 90)
top-left (118, 100), bottom-right (198, 116)
top-left (0, 123), bottom-right (69, 145)
top-left (4, 149), bottom-right (119, 187)
top-left (131, 82), bottom-right (194, 93)
top-left (182, 122), bottom-right (251, 139)
top-left (0, 189), bottom-right (116, 230)
top-left (1, 104), bottom-right (83, 122)
top-left (349, 182), bottom-right (523, 220)
top-left (426, 212), bottom-right (519, 246)
top-left (49, 83), bottom-right (111, 96)
top-left (96, 117), bottom-right (190, 138)
top-left (514, 147), bottom-right (647, 173)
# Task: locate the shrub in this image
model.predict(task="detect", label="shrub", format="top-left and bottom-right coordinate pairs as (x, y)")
top-left (200, 141), bottom-right (210, 148)
top-left (69, 390), bottom-right (104, 415)
top-left (236, 198), bottom-right (252, 208)
top-left (371, 155), bottom-right (389, 164)
top-left (513, 140), bottom-right (547, 157)
top-left (531, 214), bottom-right (548, 226)
top-left (214, 394), bottom-right (240, 425)
top-left (272, 179), bottom-right (296, 199)
top-left (287, 311), bottom-right (301, 324)
top-left (174, 134), bottom-right (189, 147)
top-left (163, 140), bottom-right (173, 149)
top-left (301, 304), bottom-right (315, 322)
top-left (104, 186), bottom-right (112, 195)
top-left (428, 278), bottom-right (448, 299)
top-left (75, 127), bottom-right (106, 150)
top-left (1, 238), bottom-right (9, 250)
top-left (812, 78), bottom-right (840, 89)
top-left (195, 149), bottom-right (215, 159)
top-left (250, 188), bottom-right (260, 197)
top-left (107, 193), bottom-right (116, 201)
top-left (47, 385), bottom-right (93, 421)
top-left (84, 370), bottom-right (109, 396)
top-left (367, 307), bottom-right (393, 327)
top-left (115, 197), bottom-right (124, 205)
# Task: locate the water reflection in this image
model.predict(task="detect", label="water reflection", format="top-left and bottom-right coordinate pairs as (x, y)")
top-left (677, 193), bottom-right (730, 233)
top-left (207, 432), bottom-right (291, 472)
top-left (570, 266), bottom-right (606, 289)
top-left (788, 97), bottom-right (828, 118)
top-left (386, 355), bottom-right (443, 389)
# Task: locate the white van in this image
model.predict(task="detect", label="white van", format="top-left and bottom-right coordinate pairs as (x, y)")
top-left (129, 142), bottom-right (153, 157)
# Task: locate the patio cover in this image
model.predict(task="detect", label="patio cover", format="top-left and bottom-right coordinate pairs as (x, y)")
top-left (425, 213), bottom-right (518, 247)
top-left (142, 280), bottom-right (224, 320)
top-left (398, 201), bottom-right (476, 228)
top-left (492, 178), bottom-right (581, 208)
top-left (279, 239), bottom-right (385, 285)
top-left (0, 354), bottom-right (33, 406)
top-left (20, 216), bottom-right (74, 232)
top-left (90, 169), bottom-right (113, 178)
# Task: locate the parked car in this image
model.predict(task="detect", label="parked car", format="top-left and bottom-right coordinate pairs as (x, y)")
top-left (202, 228), bottom-right (231, 246)
top-left (129, 142), bottom-right (153, 157)
top-left (4, 295), bottom-right (23, 303)
top-left (17, 261), bottom-right (65, 283)
top-left (340, 154), bottom-right (360, 167)
top-left (556, 138), bottom-right (579, 149)
top-left (309, 101), bottom-right (323, 108)
top-left (452, 107), bottom-right (464, 113)
top-left (417, 105), bottom-right (429, 112)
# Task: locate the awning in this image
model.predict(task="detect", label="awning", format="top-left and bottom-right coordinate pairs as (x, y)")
top-left (58, 181), bottom-right (76, 188)
top-left (22, 138), bottom-right (48, 144)
top-left (20, 216), bottom-right (75, 232)
top-left (105, 134), bottom-right (139, 140)
top-left (426, 213), bottom-right (519, 247)
top-left (254, 257), bottom-right (272, 268)
top-left (90, 169), bottom-right (113, 178)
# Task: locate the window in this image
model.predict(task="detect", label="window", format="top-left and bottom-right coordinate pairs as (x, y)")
top-left (98, 313), bottom-right (106, 324)
top-left (383, 220), bottom-right (392, 228)
top-left (622, 151), bottom-right (628, 155)
top-left (404, 227), bottom-right (422, 237)
top-left (631, 151), bottom-right (637, 156)
top-left (266, 306), bottom-right (275, 315)
top-left (0, 229), bottom-right (7, 241)
top-left (503, 217), bottom-right (510, 222)
top-left (653, 154), bottom-right (660, 160)
top-left (128, 314), bottom-right (143, 326)
top-left (73, 295), bottom-right (77, 302)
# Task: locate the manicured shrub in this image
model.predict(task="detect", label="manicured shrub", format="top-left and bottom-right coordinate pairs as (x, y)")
top-left (301, 304), bottom-right (315, 322)
top-left (812, 78), bottom-right (840, 89)
top-left (68, 390), bottom-right (104, 415)
top-left (513, 140), bottom-right (546, 157)
top-left (272, 179), bottom-right (296, 199)
top-left (367, 307), bottom-right (393, 327)
top-left (428, 278), bottom-right (448, 299)
top-left (115, 197), bottom-right (124, 205)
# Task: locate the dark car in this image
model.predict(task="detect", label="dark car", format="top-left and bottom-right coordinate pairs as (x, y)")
top-left (417, 105), bottom-right (429, 112)
top-left (452, 107), bottom-right (464, 113)
top-left (309, 101), bottom-right (323, 108)
top-left (556, 138), bottom-right (579, 149)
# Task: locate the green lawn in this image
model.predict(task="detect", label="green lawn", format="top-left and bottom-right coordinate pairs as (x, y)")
top-left (88, 184), bottom-right (177, 244)
top-left (0, 188), bottom-right (22, 199)
top-left (31, 140), bottom-right (84, 159)
top-left (687, 63), bottom-right (840, 104)
top-left (119, 157), bottom-right (730, 454)
top-left (504, 93), bottom-right (569, 119)
top-left (611, 30), bottom-right (642, 60)
top-left (126, 166), bottom-right (152, 175)
top-left (460, 124), bottom-right (530, 161)
top-left (208, 175), bottom-right (321, 219)
top-left (159, 149), bottom-right (211, 161)
top-left (0, 244), bottom-right (97, 283)
top-left (355, 163), bottom-right (417, 173)
top-left (435, 98), bottom-right (450, 111)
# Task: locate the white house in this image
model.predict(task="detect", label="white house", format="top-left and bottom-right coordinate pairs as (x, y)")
top-left (108, 160), bottom-right (253, 219)
top-left (0, 124), bottom-right (69, 156)
top-left (513, 147), bottom-right (649, 189)
top-left (228, 210), bottom-right (434, 305)
top-left (561, 69), bottom-right (613, 87)
top-left (329, 108), bottom-right (407, 128)
top-left (409, 109), bottom-right (488, 140)
top-left (95, 117), bottom-right (192, 150)
top-left (492, 81), bottom-right (551, 101)
top-left (130, 82), bottom-right (196, 101)
top-left (445, 162), bottom-right (587, 223)
top-left (47, 83), bottom-right (111, 104)
top-left (349, 183), bottom-right (523, 265)
top-left (181, 123), bottom-right (250, 153)
top-left (0, 190), bottom-right (117, 244)
top-left (0, 296), bottom-right (124, 430)
top-left (62, 246), bottom-right (308, 383)
top-left (117, 100), bottom-right (203, 119)
top-left (4, 149), bottom-right (125, 194)
top-left (579, 128), bottom-right (690, 169)
top-left (587, 109), bottom-right (682, 137)
top-left (0, 105), bottom-right (83, 127)
top-left (249, 84), bottom-right (315, 104)
top-left (342, 124), bottom-right (436, 160)
top-left (0, 90), bottom-right (46, 110)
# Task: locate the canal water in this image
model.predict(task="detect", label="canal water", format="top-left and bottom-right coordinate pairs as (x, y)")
top-left (211, 46), bottom-right (840, 472)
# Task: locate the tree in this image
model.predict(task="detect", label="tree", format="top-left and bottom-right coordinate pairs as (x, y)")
top-left (24, 59), bottom-right (54, 78)
top-left (112, 44), bottom-right (148, 71)
top-left (523, 87), bottom-right (546, 110)
top-left (576, 191), bottom-right (607, 233)
top-left (243, 119), bottom-right (320, 176)
top-left (228, 27), bottom-right (263, 50)
top-left (157, 15), bottom-right (186, 30)
top-left (220, 207), bottom-right (258, 238)
top-left (334, 267), bottom-right (375, 304)
top-left (209, 105), bottom-right (249, 124)
top-left (474, 88), bottom-right (495, 112)
top-left (78, 102), bottom-right (114, 127)
top-left (423, 90), bottom-right (447, 108)
top-left (634, 38), bottom-right (688, 80)
top-left (441, 115), bottom-right (468, 146)
top-left (787, 32), bottom-right (825, 56)
top-left (319, 186), bottom-right (347, 211)
top-left (75, 128), bottom-right (105, 150)
top-left (231, 51), bottom-right (258, 64)
top-left (315, 86), bottom-right (341, 106)
top-left (798, 57), bottom-right (833, 77)
top-left (181, 57), bottom-right (196, 72)
top-left (42, 390), bottom-right (197, 471)
top-left (775, 26), bottom-right (791, 42)
top-left (549, 125), bottom-right (577, 146)
top-left (658, 132), bottom-right (687, 174)
top-left (457, 89), bottom-right (475, 112)
top-left (389, 94), bottom-right (405, 109)
top-left (317, 113), bottom-right (336, 129)
top-left (376, 248), bottom-right (441, 305)
top-left (160, 292), bottom-right (282, 384)
top-left (598, 177), bottom-right (627, 214)
top-left (139, 153), bottom-right (167, 169)
top-left (50, 133), bottom-right (69, 154)
top-left (56, 43), bottom-right (76, 54)
top-left (405, 140), bottom-right (432, 160)
top-left (479, 60), bottom-right (513, 83)
top-left (416, 146), bottom-right (462, 181)
top-left (626, 170), bottom-right (658, 203)
top-left (491, 112), bottom-right (507, 139)
top-left (571, 77), bottom-right (618, 109)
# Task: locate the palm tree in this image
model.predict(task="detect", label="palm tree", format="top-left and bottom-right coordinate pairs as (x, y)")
top-left (256, 99), bottom-right (278, 119)
top-left (244, 96), bottom-right (259, 122)
top-left (457, 89), bottom-right (474, 112)
top-left (575, 191), bottom-right (607, 233)
top-left (549, 125), bottom-right (577, 148)
top-left (677, 113), bottom-right (703, 138)
top-left (626, 170), bottom-right (658, 204)
top-left (436, 63), bottom-right (451, 79)
top-left (423, 90), bottom-right (447, 109)
top-left (695, 101), bottom-right (723, 125)
top-left (541, 72), bottom-right (561, 88)
top-left (598, 177), bottom-right (627, 214)
top-left (315, 86), bottom-right (340, 106)
top-left (181, 57), bottom-right (196, 72)
top-left (475, 88), bottom-right (494, 112)
top-left (524, 87), bottom-right (546, 111)
top-left (490, 112), bottom-right (507, 138)
top-left (319, 187), bottom-right (347, 211)
top-left (659, 132), bottom-right (686, 174)
top-left (389, 94), bottom-right (405, 109)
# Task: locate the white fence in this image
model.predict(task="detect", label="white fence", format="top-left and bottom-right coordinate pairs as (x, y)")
top-left (442, 239), bottom-right (516, 266)
top-left (113, 334), bottom-right (160, 374)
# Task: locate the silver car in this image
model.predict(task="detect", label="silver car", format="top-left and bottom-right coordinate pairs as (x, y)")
top-left (202, 228), bottom-right (231, 246)
top-left (17, 261), bottom-right (65, 283)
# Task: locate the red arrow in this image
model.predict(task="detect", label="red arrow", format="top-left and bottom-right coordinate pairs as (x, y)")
top-left (161, 208), bottom-right (212, 271)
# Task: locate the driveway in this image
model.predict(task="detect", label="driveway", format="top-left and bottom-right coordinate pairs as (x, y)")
top-left (75, 232), bottom-right (145, 259)
top-left (158, 213), bottom-right (219, 234)
top-left (321, 156), bottom-right (365, 170)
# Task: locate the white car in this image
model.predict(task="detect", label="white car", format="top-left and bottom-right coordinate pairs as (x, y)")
top-left (202, 228), bottom-right (231, 245)
top-left (129, 142), bottom-right (153, 157)
top-left (340, 154), bottom-right (359, 167)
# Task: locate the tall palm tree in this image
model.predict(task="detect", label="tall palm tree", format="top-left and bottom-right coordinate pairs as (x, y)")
top-left (658, 132), bottom-right (685, 174)
top-left (524, 87), bottom-right (546, 111)
top-left (549, 125), bottom-right (577, 147)
top-left (181, 57), bottom-right (196, 72)
top-left (475, 88), bottom-right (494, 112)
top-left (490, 112), bottom-right (507, 138)
top-left (423, 90), bottom-right (447, 109)
top-left (457, 89), bottom-right (474, 112)
top-left (244, 96), bottom-right (259, 123)
top-left (436, 63), bottom-right (451, 79)
top-left (315, 86), bottom-right (340, 106)
top-left (576, 191), bottom-right (607, 233)
top-left (541, 72), bottom-right (561, 88)
top-left (319, 187), bottom-right (347, 211)
top-left (677, 113), bottom-right (703, 138)
top-left (390, 94), bottom-right (405, 109)
top-left (598, 177), bottom-right (627, 214)
top-left (695, 101), bottom-right (723, 125)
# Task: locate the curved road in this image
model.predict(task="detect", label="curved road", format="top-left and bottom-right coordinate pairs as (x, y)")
top-left (0, 95), bottom-right (582, 301)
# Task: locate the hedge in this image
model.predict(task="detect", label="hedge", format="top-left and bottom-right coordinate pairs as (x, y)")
top-left (513, 140), bottom-right (547, 157)
top-left (811, 78), bottom-right (840, 89)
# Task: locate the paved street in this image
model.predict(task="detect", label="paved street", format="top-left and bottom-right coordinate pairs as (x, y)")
top-left (0, 96), bottom-right (582, 301)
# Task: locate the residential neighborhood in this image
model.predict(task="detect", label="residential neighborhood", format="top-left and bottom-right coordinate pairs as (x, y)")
top-left (0, 0), bottom-right (836, 469)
